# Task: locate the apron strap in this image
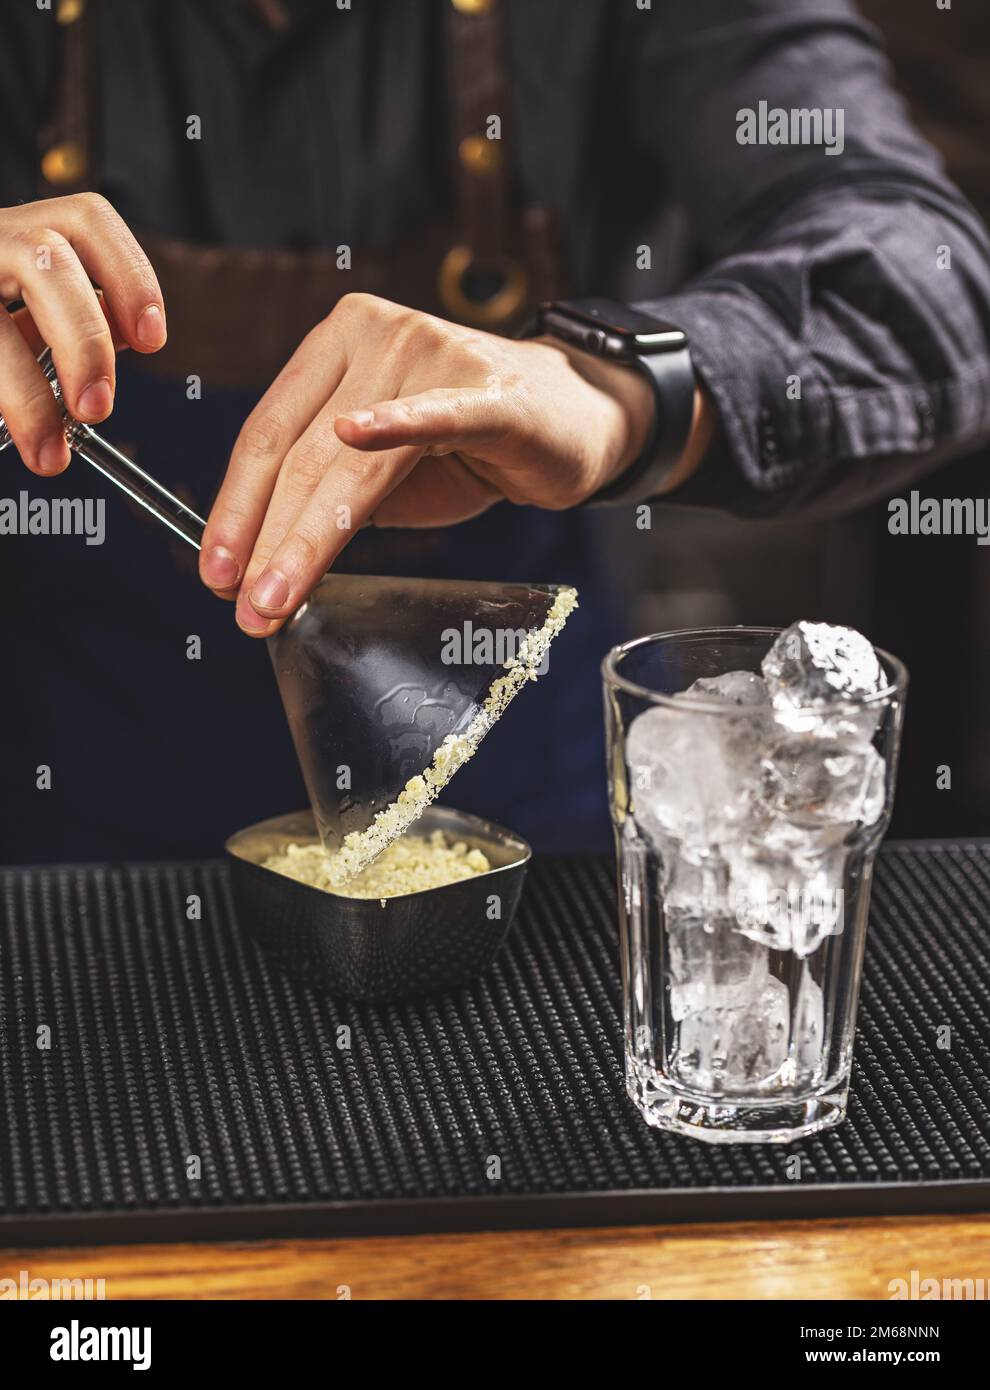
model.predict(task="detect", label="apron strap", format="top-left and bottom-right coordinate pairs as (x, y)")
top-left (33, 0), bottom-right (563, 387)
top-left (440, 0), bottom-right (561, 326)
top-left (37, 0), bottom-right (93, 194)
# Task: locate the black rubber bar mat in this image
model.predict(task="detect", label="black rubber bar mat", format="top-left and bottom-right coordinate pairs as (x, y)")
top-left (2, 840), bottom-right (989, 1247)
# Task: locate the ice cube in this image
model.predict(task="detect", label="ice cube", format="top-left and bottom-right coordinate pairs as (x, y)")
top-left (727, 845), bottom-right (801, 951)
top-left (762, 621), bottom-right (884, 739)
top-left (674, 976), bottom-right (790, 1092)
top-left (791, 967), bottom-right (825, 1083)
top-left (761, 735), bottom-right (886, 830)
top-left (626, 697), bottom-right (769, 849)
top-left (683, 670), bottom-right (771, 708)
top-left (666, 907), bottom-right (768, 1021)
top-left (728, 839), bottom-right (847, 956)
top-left (660, 841), bottom-right (729, 911)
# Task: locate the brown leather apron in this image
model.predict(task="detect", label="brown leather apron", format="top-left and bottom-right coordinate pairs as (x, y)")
top-left (38, 0), bottom-right (563, 390)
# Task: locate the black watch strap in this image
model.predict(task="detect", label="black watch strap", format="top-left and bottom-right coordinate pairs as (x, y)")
top-left (590, 343), bottom-right (696, 505)
top-left (530, 300), bottom-right (695, 506)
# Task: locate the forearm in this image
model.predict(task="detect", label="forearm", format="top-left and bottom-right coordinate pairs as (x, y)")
top-left (620, 0), bottom-right (990, 517)
top-left (635, 190), bottom-right (990, 517)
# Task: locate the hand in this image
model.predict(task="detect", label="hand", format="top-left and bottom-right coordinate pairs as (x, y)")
top-left (202, 293), bottom-right (711, 635)
top-left (0, 194), bottom-right (166, 475)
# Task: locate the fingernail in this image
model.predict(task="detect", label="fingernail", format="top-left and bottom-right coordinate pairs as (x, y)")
top-left (339, 409), bottom-right (375, 428)
top-left (238, 603), bottom-right (273, 634)
top-left (249, 569), bottom-right (290, 613)
top-left (38, 434), bottom-right (69, 475)
top-left (203, 545), bottom-right (240, 589)
top-left (136, 304), bottom-right (167, 348)
top-left (77, 378), bottom-right (113, 421)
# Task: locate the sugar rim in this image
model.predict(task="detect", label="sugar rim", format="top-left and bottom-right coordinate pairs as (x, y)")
top-left (324, 585), bottom-right (579, 885)
top-left (601, 624), bottom-right (908, 716)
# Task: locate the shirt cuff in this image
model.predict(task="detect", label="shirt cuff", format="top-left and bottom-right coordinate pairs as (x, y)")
top-left (632, 285), bottom-right (831, 515)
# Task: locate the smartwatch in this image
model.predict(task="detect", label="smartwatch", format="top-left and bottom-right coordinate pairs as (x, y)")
top-left (532, 298), bottom-right (695, 505)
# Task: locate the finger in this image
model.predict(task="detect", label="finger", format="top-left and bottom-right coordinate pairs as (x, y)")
top-left (236, 439), bottom-right (421, 636)
top-left (92, 290), bottom-right (131, 353)
top-left (334, 385), bottom-right (502, 455)
top-left (370, 455), bottom-right (501, 528)
top-left (234, 393), bottom-right (406, 615)
top-left (4, 227), bottom-right (116, 422)
top-left (200, 325), bottom-right (349, 596)
top-left (237, 411), bottom-right (354, 595)
top-left (1, 296), bottom-right (125, 474)
top-left (9, 305), bottom-right (45, 355)
top-left (11, 292), bottom-right (129, 356)
top-left (0, 305), bottom-right (70, 474)
top-left (37, 193), bottom-right (167, 353)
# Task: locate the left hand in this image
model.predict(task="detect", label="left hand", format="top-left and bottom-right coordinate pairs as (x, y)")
top-left (200, 293), bottom-right (707, 635)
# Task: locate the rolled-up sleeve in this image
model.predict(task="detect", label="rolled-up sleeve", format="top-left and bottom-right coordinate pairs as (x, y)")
top-left (628, 0), bottom-right (990, 516)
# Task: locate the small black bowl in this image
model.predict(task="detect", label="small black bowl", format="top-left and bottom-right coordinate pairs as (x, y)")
top-left (225, 805), bottom-right (531, 1000)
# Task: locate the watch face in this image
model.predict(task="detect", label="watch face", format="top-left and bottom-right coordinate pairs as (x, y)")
top-left (544, 299), bottom-right (687, 353)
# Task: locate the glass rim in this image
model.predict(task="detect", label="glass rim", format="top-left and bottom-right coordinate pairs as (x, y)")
top-left (601, 625), bottom-right (908, 715)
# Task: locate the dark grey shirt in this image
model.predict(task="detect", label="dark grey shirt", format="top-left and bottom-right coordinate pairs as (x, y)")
top-left (2, 0), bottom-right (989, 518)
top-left (628, 2), bottom-right (990, 516)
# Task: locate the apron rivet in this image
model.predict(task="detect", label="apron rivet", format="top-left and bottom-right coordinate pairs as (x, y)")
top-left (438, 245), bottom-right (528, 328)
top-left (41, 141), bottom-right (87, 185)
top-left (56, 0), bottom-right (86, 24)
top-left (458, 133), bottom-right (502, 177)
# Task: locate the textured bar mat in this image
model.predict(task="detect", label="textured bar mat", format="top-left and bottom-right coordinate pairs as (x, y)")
top-left (2, 841), bottom-right (990, 1246)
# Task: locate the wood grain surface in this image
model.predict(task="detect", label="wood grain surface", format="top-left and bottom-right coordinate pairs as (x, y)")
top-left (3, 1214), bottom-right (989, 1299)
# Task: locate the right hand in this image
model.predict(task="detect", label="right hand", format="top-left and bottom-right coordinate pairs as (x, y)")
top-left (0, 193), bottom-right (166, 475)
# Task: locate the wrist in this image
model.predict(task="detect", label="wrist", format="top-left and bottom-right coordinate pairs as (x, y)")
top-left (531, 333), bottom-right (654, 493)
top-left (530, 333), bottom-right (713, 502)
top-left (592, 367), bottom-right (714, 501)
